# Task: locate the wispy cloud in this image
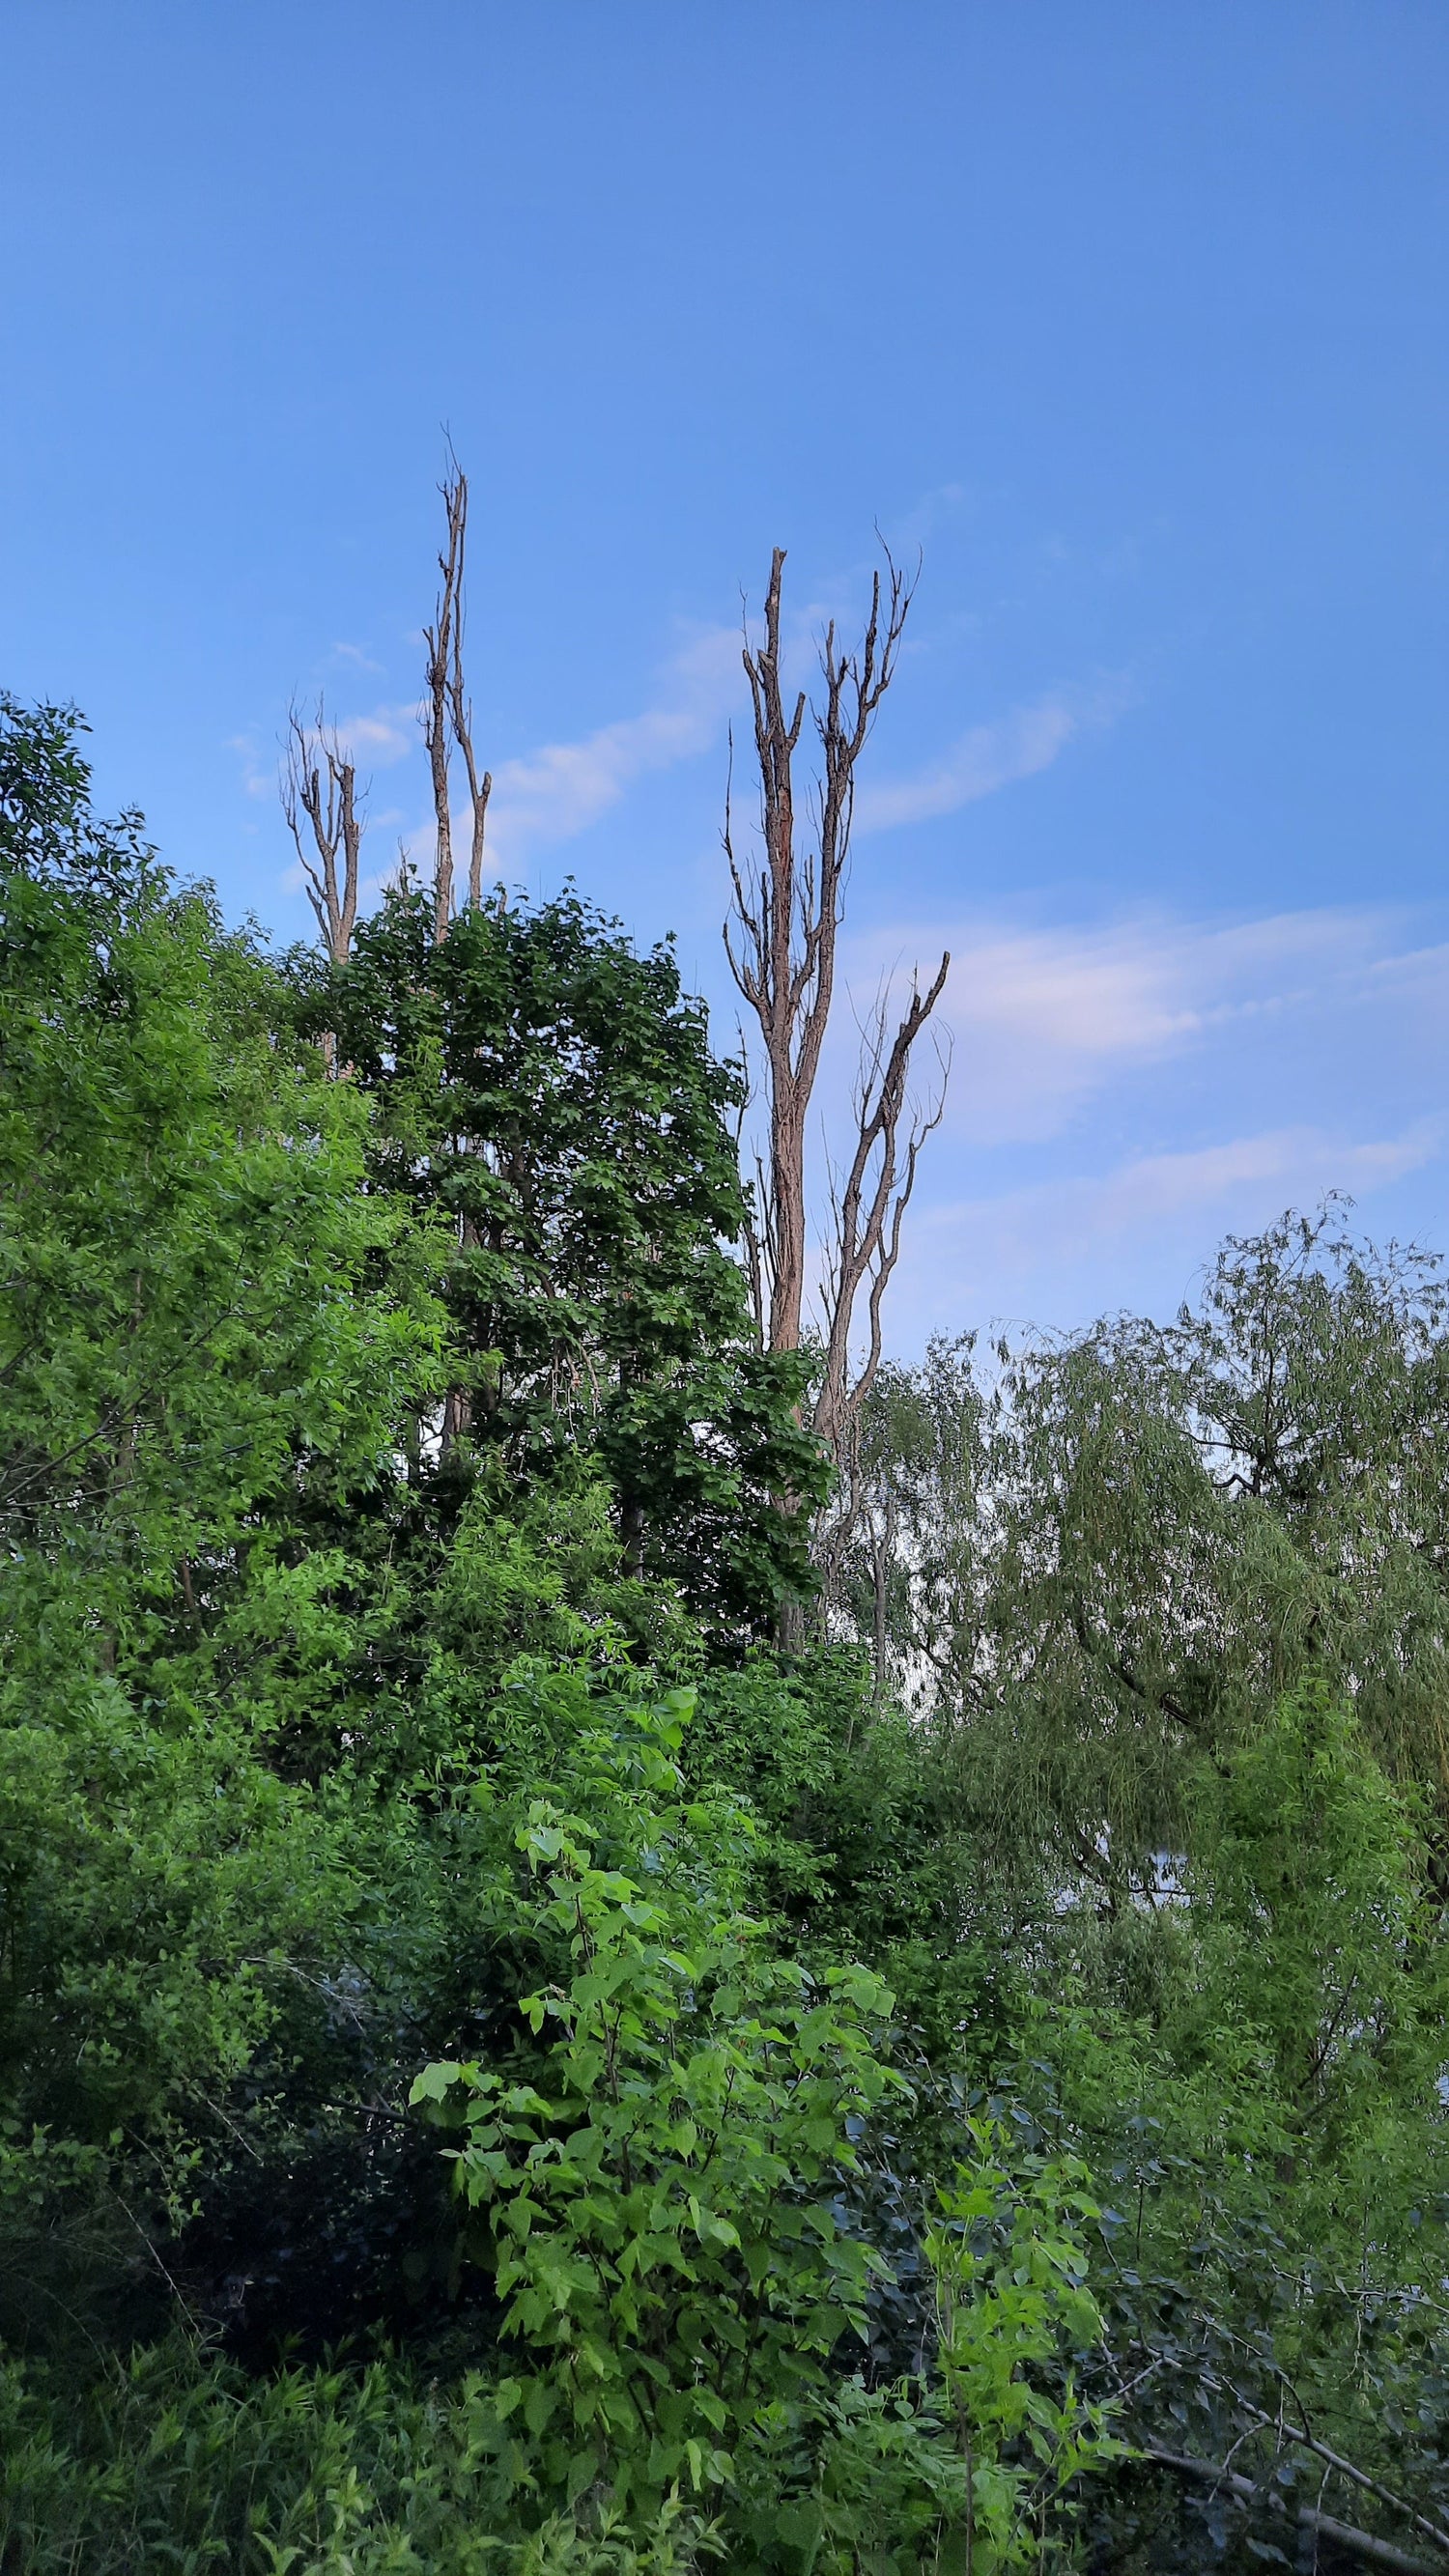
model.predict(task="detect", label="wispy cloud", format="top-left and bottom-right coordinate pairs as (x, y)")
top-left (234, 696), bottom-right (419, 821)
top-left (227, 732), bottom-right (274, 803)
top-left (908, 1118), bottom-right (1445, 1327)
top-left (1013, 1120), bottom-right (1438, 1247)
top-left (272, 628), bottom-right (742, 901)
top-left (854, 673), bottom-right (1135, 834)
top-left (327, 701), bottom-right (419, 769)
top-left (838, 905), bottom-right (1416, 1146)
top-left (819, 891), bottom-right (1449, 1341)
top-left (484, 626), bottom-right (738, 861)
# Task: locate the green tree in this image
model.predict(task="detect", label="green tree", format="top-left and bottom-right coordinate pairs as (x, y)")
top-left (832, 1207), bottom-right (1449, 1901)
top-left (0, 694), bottom-right (435, 1685)
top-left (0, 696), bottom-right (441, 2329)
top-left (312, 884), bottom-right (824, 1647)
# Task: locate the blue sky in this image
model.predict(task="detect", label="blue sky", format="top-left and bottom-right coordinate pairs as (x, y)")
top-left (4, 2), bottom-right (1446, 1345)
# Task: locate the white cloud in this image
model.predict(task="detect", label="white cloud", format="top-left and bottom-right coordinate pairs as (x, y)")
top-left (838, 904), bottom-right (1412, 1146)
top-left (854, 673), bottom-right (1135, 834)
top-left (910, 1118), bottom-right (1444, 1322)
top-left (303, 627), bottom-right (741, 898)
top-left (1367, 937), bottom-right (1449, 1000)
top-left (227, 732), bottom-right (274, 803)
top-left (1040, 1121), bottom-right (1437, 1241)
top-left (235, 697), bottom-right (420, 837)
top-left (806, 895), bottom-right (1449, 1342)
top-left (771, 875), bottom-right (1449, 1345)
top-left (485, 626), bottom-right (739, 862)
top-left (327, 701), bottom-right (420, 769)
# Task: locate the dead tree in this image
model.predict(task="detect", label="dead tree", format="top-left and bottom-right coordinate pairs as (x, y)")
top-left (281, 699), bottom-right (364, 964)
top-left (423, 458), bottom-right (493, 940)
top-left (724, 544), bottom-right (950, 1496)
top-left (421, 457), bottom-right (495, 1458)
top-left (815, 963), bottom-right (950, 1456)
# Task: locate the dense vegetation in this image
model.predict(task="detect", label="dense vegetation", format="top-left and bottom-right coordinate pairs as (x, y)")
top-left (5, 694), bottom-right (1449, 2572)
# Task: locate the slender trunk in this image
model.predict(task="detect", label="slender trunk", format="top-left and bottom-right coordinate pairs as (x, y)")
top-left (724, 543), bottom-right (949, 1648)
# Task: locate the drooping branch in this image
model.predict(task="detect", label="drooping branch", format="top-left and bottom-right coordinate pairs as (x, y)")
top-left (281, 699), bottom-right (364, 965)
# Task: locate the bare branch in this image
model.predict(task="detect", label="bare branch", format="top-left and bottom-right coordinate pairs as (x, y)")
top-left (444, 472), bottom-right (494, 910)
top-left (813, 956), bottom-right (951, 1452)
top-left (280, 698), bottom-right (364, 966)
top-left (423, 451), bottom-right (495, 932)
top-left (724, 542), bottom-right (920, 1370)
top-left (423, 460), bottom-right (464, 941)
top-left (1146, 2448), bottom-right (1443, 2575)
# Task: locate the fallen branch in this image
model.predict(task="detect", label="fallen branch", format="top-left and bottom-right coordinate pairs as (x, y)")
top-left (1223, 2379), bottom-right (1449, 2559)
top-left (1146, 2446), bottom-right (1447, 2575)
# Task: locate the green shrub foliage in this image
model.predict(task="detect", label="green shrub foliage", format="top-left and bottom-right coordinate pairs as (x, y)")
top-left (413, 1686), bottom-right (904, 2513)
top-left (5, 696), bottom-right (1449, 2572)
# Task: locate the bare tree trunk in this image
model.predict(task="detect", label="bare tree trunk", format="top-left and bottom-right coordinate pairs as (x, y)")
top-left (418, 459), bottom-right (497, 1470)
top-left (282, 702), bottom-right (365, 1073)
top-left (871, 1512), bottom-right (890, 1693)
top-left (282, 701), bottom-right (364, 964)
top-left (424, 456), bottom-right (494, 937)
top-left (424, 479), bottom-right (462, 943)
top-left (724, 543), bottom-right (950, 1639)
top-left (446, 480), bottom-right (494, 911)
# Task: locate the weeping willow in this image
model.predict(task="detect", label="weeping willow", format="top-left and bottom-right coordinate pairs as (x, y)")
top-left (825, 1204), bottom-right (1449, 1903)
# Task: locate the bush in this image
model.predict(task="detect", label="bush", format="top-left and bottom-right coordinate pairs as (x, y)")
top-left (0, 2336), bottom-right (722, 2574)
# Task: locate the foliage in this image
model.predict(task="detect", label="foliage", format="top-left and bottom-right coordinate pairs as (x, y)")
top-left (0, 2336), bottom-right (723, 2574)
top-left (686, 1654), bottom-right (952, 1949)
top-left (412, 1688), bottom-right (903, 2517)
top-left (10, 694), bottom-right (1449, 2572)
top-left (0, 694), bottom-right (443, 2333)
top-left (925, 2121), bottom-right (1122, 2571)
top-left (832, 1205), bottom-right (1449, 1883)
top-left (0, 1670), bottom-right (355, 2315)
top-left (1, 740), bottom-right (428, 1619)
top-left (308, 882), bottom-right (825, 1642)
top-left (1187, 1683), bottom-right (1445, 2167)
top-left (996, 1687), bottom-right (1449, 2562)
top-left (407, 1684), bottom-right (1123, 2566)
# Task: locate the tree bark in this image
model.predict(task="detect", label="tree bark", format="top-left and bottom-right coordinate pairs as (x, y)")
top-left (424, 456), bottom-right (494, 938)
top-left (282, 701), bottom-right (364, 965)
top-left (724, 543), bottom-right (950, 1636)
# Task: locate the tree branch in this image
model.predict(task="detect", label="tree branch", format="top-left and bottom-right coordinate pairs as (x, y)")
top-left (281, 698), bottom-right (364, 967)
top-left (1145, 2448), bottom-right (1445, 2574)
top-left (724, 542), bottom-right (919, 1366)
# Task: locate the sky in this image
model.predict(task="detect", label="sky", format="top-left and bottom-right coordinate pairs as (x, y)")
top-left (3, 1), bottom-right (1446, 1348)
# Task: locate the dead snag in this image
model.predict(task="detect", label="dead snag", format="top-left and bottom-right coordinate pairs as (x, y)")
top-left (724, 543), bottom-right (950, 1494)
top-left (281, 699), bottom-right (364, 966)
top-left (423, 455), bottom-right (493, 940)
